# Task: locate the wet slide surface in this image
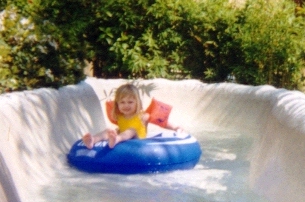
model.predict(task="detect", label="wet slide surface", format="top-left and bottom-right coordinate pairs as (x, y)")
top-left (1, 78), bottom-right (305, 202)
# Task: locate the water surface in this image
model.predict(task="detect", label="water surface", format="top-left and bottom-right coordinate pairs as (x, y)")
top-left (42, 130), bottom-right (268, 202)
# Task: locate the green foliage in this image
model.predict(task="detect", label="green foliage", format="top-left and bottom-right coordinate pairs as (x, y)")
top-left (86, 0), bottom-right (202, 79)
top-left (233, 0), bottom-right (305, 89)
top-left (185, 0), bottom-right (243, 81)
top-left (1, 0), bottom-right (305, 92)
top-left (87, 0), bottom-right (305, 89)
top-left (182, 0), bottom-right (305, 89)
top-left (0, 1), bottom-right (7, 11)
top-left (0, 2), bottom-right (85, 92)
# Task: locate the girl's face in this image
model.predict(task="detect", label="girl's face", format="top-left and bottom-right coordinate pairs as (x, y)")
top-left (117, 96), bottom-right (137, 117)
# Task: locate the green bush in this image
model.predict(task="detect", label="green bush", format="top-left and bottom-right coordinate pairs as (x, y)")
top-left (233, 0), bottom-right (305, 89)
top-left (185, 0), bottom-right (243, 82)
top-left (86, 0), bottom-right (204, 79)
top-left (0, 4), bottom-right (85, 92)
top-left (86, 0), bottom-right (305, 89)
top-left (1, 0), bottom-right (305, 92)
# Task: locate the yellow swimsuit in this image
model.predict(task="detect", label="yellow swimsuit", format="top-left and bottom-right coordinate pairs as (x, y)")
top-left (117, 114), bottom-right (147, 139)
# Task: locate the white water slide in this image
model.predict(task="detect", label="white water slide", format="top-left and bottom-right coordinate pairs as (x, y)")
top-left (1, 78), bottom-right (304, 202)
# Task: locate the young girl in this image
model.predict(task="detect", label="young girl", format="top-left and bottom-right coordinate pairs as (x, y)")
top-left (82, 83), bottom-right (181, 149)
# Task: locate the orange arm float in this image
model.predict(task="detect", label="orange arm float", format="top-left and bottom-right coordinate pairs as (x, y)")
top-left (105, 100), bottom-right (117, 125)
top-left (145, 98), bottom-right (172, 128)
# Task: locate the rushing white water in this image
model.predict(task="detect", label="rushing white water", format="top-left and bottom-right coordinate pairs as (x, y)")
top-left (1, 78), bottom-right (305, 202)
top-left (40, 130), bottom-right (267, 202)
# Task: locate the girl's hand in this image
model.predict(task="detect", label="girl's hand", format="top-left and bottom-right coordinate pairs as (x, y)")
top-left (176, 127), bottom-right (184, 133)
top-left (141, 112), bottom-right (150, 125)
top-left (166, 122), bottom-right (184, 133)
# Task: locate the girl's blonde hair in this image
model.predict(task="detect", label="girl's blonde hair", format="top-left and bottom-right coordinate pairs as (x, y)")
top-left (112, 83), bottom-right (143, 120)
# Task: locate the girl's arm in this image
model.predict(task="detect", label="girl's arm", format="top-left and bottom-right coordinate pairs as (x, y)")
top-left (165, 121), bottom-right (184, 132)
top-left (143, 111), bottom-right (183, 132)
top-left (141, 112), bottom-right (150, 126)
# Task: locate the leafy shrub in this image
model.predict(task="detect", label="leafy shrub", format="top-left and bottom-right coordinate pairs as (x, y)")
top-left (185, 0), bottom-right (244, 81)
top-left (85, 0), bottom-right (204, 79)
top-left (88, 0), bottom-right (305, 89)
top-left (1, 0), bottom-right (305, 92)
top-left (233, 0), bottom-right (305, 89)
top-left (0, 4), bottom-right (85, 92)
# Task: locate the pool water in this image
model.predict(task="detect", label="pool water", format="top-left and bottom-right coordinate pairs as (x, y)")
top-left (41, 130), bottom-right (268, 202)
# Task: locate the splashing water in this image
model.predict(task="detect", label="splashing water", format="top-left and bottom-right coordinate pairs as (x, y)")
top-left (40, 130), bottom-right (268, 202)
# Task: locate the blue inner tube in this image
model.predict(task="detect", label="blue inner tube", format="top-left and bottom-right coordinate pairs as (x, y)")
top-left (67, 131), bottom-right (202, 174)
